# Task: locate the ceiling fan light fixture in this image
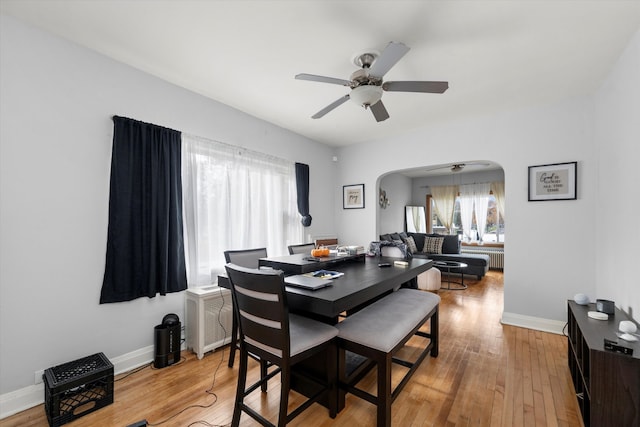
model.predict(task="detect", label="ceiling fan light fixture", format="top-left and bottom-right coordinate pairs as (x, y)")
top-left (350, 85), bottom-right (383, 108)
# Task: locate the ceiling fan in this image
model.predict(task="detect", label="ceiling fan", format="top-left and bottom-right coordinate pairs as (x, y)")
top-left (424, 161), bottom-right (493, 174)
top-left (295, 41), bottom-right (448, 122)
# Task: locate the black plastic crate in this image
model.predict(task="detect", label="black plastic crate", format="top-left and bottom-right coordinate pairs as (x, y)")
top-left (43, 352), bottom-right (114, 427)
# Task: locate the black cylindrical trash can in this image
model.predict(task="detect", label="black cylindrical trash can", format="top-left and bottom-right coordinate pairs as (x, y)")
top-left (153, 314), bottom-right (181, 368)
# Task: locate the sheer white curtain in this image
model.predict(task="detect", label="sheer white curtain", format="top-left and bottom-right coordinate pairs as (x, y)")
top-left (491, 181), bottom-right (505, 219)
top-left (430, 185), bottom-right (458, 234)
top-left (473, 183), bottom-right (491, 242)
top-left (182, 134), bottom-right (303, 286)
top-left (459, 184), bottom-right (475, 241)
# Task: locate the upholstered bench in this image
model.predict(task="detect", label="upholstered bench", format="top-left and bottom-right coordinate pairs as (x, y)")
top-left (336, 289), bottom-right (440, 427)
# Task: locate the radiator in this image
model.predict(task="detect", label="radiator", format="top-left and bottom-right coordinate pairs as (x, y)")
top-left (185, 286), bottom-right (233, 359)
top-left (461, 248), bottom-right (504, 270)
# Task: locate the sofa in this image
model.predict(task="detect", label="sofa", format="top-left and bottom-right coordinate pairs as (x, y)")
top-left (379, 232), bottom-right (490, 279)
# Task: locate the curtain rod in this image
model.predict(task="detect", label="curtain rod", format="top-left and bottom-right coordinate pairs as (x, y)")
top-left (183, 132), bottom-right (290, 165)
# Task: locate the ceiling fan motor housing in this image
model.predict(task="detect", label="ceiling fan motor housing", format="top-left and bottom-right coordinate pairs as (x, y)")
top-left (350, 68), bottom-right (381, 87)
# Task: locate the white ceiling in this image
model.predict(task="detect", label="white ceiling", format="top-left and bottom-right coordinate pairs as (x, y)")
top-left (2, 1), bottom-right (640, 147)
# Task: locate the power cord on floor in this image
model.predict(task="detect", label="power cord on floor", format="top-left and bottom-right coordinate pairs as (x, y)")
top-left (146, 349), bottom-right (226, 427)
top-left (124, 346), bottom-right (229, 427)
top-left (149, 356), bottom-right (187, 370)
top-left (145, 286), bottom-right (233, 427)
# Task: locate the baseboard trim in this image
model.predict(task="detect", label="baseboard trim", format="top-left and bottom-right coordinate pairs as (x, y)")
top-left (0, 383), bottom-right (44, 420)
top-left (2, 314), bottom-right (567, 419)
top-left (501, 312), bottom-right (566, 335)
top-left (0, 345), bottom-right (162, 420)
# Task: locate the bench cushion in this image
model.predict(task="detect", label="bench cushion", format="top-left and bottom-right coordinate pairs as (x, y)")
top-left (336, 289), bottom-right (440, 353)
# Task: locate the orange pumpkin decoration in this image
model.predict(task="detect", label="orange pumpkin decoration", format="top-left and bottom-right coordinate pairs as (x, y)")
top-left (311, 247), bottom-right (330, 257)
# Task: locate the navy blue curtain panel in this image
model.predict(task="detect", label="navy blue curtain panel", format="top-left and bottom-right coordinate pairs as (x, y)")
top-left (100, 116), bottom-right (187, 303)
top-left (295, 162), bottom-right (312, 227)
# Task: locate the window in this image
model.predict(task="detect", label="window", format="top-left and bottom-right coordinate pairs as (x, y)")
top-left (181, 134), bottom-right (303, 286)
top-left (428, 193), bottom-right (505, 243)
top-left (484, 195), bottom-right (504, 243)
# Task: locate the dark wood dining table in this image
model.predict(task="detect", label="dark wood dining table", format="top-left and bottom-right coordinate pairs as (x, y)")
top-left (219, 253), bottom-right (434, 323)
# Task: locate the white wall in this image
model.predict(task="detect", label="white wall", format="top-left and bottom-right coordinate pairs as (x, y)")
top-left (336, 96), bottom-right (598, 328)
top-left (594, 29), bottom-right (640, 319)
top-left (377, 173), bottom-right (412, 234)
top-left (0, 15), bottom-right (336, 404)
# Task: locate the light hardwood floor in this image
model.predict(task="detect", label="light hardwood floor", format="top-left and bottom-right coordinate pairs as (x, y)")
top-left (1, 271), bottom-right (583, 427)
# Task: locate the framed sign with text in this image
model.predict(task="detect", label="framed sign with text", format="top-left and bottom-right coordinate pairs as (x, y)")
top-left (528, 161), bottom-right (577, 201)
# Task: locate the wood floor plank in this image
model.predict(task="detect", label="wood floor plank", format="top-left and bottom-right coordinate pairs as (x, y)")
top-left (0, 271), bottom-right (584, 427)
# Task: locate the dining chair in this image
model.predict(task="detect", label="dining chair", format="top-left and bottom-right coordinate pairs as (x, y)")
top-left (225, 263), bottom-right (339, 427)
top-left (224, 247), bottom-right (268, 268)
top-left (224, 248), bottom-right (268, 369)
top-left (314, 237), bottom-right (338, 249)
top-left (287, 243), bottom-right (315, 255)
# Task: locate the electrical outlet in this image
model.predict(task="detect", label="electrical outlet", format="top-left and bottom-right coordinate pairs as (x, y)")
top-left (34, 369), bottom-right (44, 385)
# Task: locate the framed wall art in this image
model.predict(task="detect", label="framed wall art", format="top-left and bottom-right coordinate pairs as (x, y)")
top-left (343, 184), bottom-right (365, 209)
top-left (528, 161), bottom-right (577, 201)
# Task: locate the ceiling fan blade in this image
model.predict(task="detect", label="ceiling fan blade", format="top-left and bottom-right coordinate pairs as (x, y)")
top-left (311, 94), bottom-right (350, 119)
top-left (383, 81), bottom-right (449, 93)
top-left (295, 73), bottom-right (352, 86)
top-left (370, 100), bottom-right (390, 122)
top-left (368, 41), bottom-right (410, 79)
top-left (422, 164), bottom-right (452, 172)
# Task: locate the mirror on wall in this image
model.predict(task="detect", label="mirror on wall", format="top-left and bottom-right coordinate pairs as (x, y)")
top-left (405, 206), bottom-right (427, 233)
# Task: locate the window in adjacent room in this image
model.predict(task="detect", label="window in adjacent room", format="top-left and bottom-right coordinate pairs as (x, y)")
top-left (428, 191), bottom-right (504, 243)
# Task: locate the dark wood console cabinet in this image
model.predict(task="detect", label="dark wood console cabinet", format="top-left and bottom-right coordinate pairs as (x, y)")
top-left (567, 301), bottom-right (639, 426)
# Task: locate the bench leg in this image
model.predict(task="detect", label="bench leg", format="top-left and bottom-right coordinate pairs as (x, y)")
top-left (376, 354), bottom-right (392, 427)
top-left (431, 307), bottom-right (439, 357)
top-left (327, 340), bottom-right (338, 418)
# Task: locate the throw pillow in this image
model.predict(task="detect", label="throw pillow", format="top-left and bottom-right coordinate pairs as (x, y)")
top-left (404, 236), bottom-right (418, 253)
top-left (440, 234), bottom-right (460, 254)
top-left (423, 236), bottom-right (444, 254)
